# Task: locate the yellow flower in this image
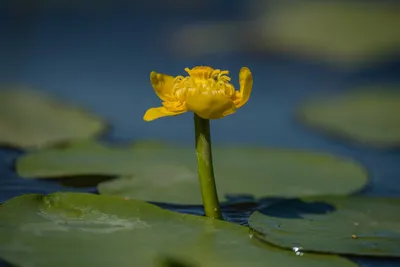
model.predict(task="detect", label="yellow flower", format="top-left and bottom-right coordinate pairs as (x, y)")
top-left (143, 66), bottom-right (253, 121)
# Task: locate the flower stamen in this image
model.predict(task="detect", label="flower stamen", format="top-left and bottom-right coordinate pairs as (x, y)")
top-left (172, 67), bottom-right (235, 100)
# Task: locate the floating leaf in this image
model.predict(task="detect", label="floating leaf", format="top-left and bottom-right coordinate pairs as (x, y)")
top-left (0, 192), bottom-right (357, 267)
top-left (249, 196), bottom-right (400, 257)
top-left (299, 88), bottom-right (400, 148)
top-left (0, 87), bottom-right (106, 149)
top-left (17, 141), bottom-right (138, 177)
top-left (261, 2), bottom-right (400, 65)
top-left (99, 147), bottom-right (368, 204)
top-left (17, 143), bottom-right (368, 204)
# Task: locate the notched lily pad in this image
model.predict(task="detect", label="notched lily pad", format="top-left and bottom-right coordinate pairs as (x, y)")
top-left (0, 87), bottom-right (106, 149)
top-left (17, 142), bottom-right (368, 204)
top-left (299, 88), bottom-right (400, 148)
top-left (0, 192), bottom-right (357, 267)
top-left (249, 196), bottom-right (400, 257)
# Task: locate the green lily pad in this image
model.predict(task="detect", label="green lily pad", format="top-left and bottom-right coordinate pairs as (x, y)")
top-left (249, 196), bottom-right (400, 257)
top-left (0, 192), bottom-right (357, 267)
top-left (298, 88), bottom-right (400, 148)
top-left (17, 142), bottom-right (368, 204)
top-left (261, 2), bottom-right (400, 65)
top-left (17, 141), bottom-right (139, 177)
top-left (0, 87), bottom-right (106, 149)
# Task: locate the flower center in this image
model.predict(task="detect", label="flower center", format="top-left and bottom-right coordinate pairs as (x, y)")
top-left (172, 67), bottom-right (235, 101)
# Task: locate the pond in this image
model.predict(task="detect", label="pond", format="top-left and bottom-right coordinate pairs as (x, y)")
top-left (0, 2), bottom-right (400, 267)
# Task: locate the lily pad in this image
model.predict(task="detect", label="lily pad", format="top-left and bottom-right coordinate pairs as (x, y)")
top-left (249, 196), bottom-right (400, 257)
top-left (261, 2), bottom-right (400, 65)
top-left (17, 142), bottom-right (368, 204)
top-left (298, 88), bottom-right (400, 148)
top-left (0, 192), bottom-right (357, 267)
top-left (0, 87), bottom-right (106, 149)
top-left (17, 141), bottom-right (140, 177)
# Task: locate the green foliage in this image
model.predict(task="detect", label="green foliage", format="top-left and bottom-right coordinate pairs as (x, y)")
top-left (17, 142), bottom-right (368, 204)
top-left (249, 196), bottom-right (400, 256)
top-left (0, 87), bottom-right (106, 149)
top-left (299, 88), bottom-right (400, 148)
top-left (0, 193), bottom-right (357, 267)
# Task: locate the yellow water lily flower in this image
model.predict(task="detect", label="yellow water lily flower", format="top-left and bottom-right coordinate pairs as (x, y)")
top-left (143, 66), bottom-right (253, 121)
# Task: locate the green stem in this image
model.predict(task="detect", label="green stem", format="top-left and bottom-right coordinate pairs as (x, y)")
top-left (193, 113), bottom-right (223, 220)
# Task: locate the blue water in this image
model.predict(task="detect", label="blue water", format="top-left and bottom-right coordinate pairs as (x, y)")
top-left (0, 3), bottom-right (400, 266)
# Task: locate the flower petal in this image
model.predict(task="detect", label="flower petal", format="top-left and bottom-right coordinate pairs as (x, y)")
top-left (186, 93), bottom-right (237, 119)
top-left (143, 107), bottom-right (186, 121)
top-left (150, 72), bottom-right (176, 102)
top-left (235, 67), bottom-right (253, 108)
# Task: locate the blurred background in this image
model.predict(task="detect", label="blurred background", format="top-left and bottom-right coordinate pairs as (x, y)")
top-left (0, 0), bottom-right (399, 190)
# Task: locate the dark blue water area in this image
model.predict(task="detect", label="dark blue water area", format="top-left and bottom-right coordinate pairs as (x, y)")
top-left (0, 4), bottom-right (400, 266)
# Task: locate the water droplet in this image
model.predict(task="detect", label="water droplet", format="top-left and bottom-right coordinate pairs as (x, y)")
top-left (292, 246), bottom-right (304, 256)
